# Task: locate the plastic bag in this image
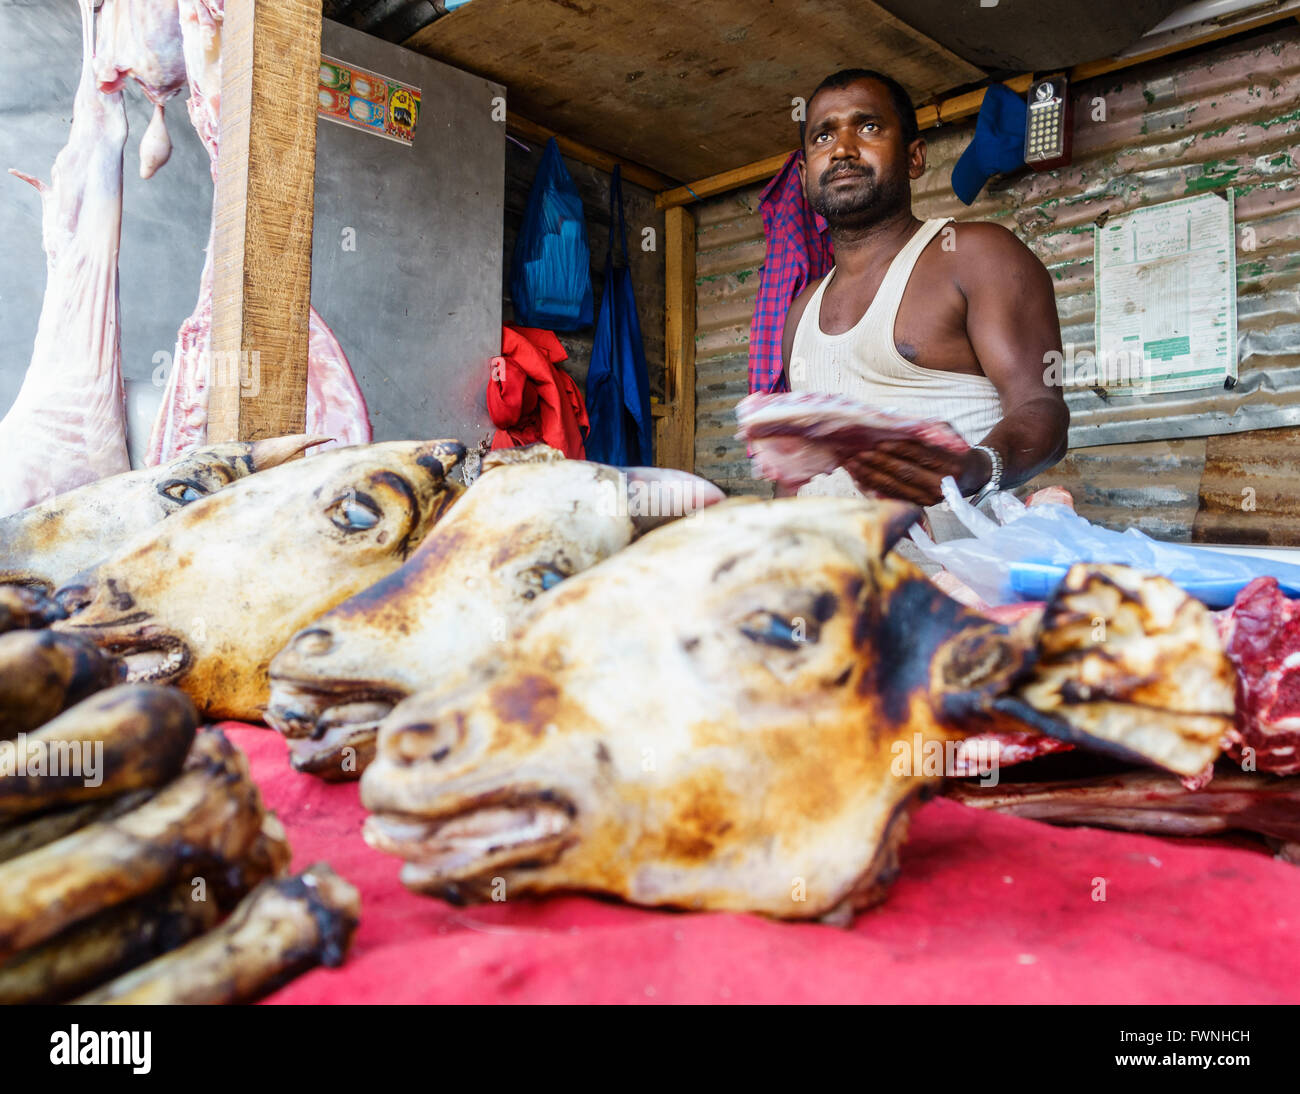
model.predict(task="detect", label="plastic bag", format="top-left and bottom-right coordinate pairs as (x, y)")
top-left (911, 477), bottom-right (1300, 608)
top-left (510, 138), bottom-right (593, 330)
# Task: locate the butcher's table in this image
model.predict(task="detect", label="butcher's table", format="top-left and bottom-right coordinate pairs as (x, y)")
top-left (219, 724), bottom-right (1300, 1004)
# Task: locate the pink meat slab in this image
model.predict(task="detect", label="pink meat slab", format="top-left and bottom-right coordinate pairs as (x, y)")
top-left (736, 392), bottom-right (969, 488)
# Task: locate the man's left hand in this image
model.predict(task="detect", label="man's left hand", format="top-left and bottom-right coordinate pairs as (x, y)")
top-left (843, 440), bottom-right (991, 506)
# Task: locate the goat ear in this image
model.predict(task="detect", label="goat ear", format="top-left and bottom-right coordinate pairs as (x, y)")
top-left (860, 553), bottom-right (1036, 731)
top-left (932, 622), bottom-right (1038, 729)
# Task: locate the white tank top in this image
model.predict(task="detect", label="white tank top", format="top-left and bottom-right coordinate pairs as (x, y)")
top-left (789, 217), bottom-right (1002, 499)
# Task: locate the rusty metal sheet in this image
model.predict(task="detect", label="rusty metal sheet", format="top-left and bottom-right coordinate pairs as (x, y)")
top-left (1019, 438), bottom-right (1207, 541)
top-left (1195, 425), bottom-right (1300, 544)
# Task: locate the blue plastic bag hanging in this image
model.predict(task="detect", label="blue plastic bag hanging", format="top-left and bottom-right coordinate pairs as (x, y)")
top-left (584, 165), bottom-right (653, 466)
top-left (510, 138), bottom-right (593, 329)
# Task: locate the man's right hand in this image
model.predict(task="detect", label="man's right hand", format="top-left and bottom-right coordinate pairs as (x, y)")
top-left (842, 440), bottom-right (992, 507)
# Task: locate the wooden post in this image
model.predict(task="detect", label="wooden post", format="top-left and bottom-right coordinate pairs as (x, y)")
top-left (208, 0), bottom-right (321, 442)
top-left (655, 205), bottom-right (696, 472)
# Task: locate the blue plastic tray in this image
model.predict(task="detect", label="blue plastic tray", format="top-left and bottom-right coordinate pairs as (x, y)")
top-left (1008, 560), bottom-right (1300, 609)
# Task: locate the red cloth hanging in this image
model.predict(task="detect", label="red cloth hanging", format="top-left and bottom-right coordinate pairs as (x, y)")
top-left (748, 151), bottom-right (834, 395)
top-left (486, 324), bottom-right (589, 458)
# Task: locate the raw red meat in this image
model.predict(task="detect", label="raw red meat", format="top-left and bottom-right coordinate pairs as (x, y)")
top-left (951, 730), bottom-right (1072, 777)
top-left (928, 568), bottom-right (988, 609)
top-left (1026, 485), bottom-right (1074, 511)
top-left (981, 601), bottom-right (1046, 625)
top-left (949, 769), bottom-right (1300, 856)
top-left (1217, 577), bottom-right (1300, 775)
top-left (736, 391), bottom-right (968, 489)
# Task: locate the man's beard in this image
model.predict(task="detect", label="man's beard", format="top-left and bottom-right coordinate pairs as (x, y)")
top-left (808, 165), bottom-right (908, 230)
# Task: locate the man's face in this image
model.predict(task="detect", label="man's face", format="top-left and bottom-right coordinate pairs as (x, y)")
top-left (800, 78), bottom-right (925, 230)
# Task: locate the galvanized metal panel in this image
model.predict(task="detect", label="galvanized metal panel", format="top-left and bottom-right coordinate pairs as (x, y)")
top-left (691, 25), bottom-right (1300, 541)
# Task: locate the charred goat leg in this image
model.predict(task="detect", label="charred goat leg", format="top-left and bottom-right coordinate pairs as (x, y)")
top-left (0, 882), bottom-right (217, 1005)
top-left (0, 730), bottom-right (262, 962)
top-left (0, 812), bottom-right (292, 1002)
top-left (0, 685), bottom-right (196, 819)
top-left (204, 811), bottom-right (293, 910)
top-left (0, 630), bottom-right (121, 739)
top-left (76, 864), bottom-right (360, 1004)
top-left (0, 586), bottom-right (66, 632)
top-left (0, 789), bottom-right (153, 865)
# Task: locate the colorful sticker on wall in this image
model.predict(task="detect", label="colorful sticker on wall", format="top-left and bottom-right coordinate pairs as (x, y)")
top-left (318, 56), bottom-right (420, 146)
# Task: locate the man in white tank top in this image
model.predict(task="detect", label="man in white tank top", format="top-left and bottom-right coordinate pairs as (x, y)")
top-left (777, 69), bottom-right (1069, 506)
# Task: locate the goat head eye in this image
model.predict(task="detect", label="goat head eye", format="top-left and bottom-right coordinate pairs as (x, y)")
top-left (160, 480), bottom-right (204, 504)
top-left (329, 495), bottom-right (381, 532)
top-left (520, 562), bottom-right (569, 600)
top-left (740, 611), bottom-right (818, 650)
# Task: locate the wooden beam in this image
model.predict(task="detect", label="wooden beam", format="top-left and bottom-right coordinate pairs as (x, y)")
top-left (506, 112), bottom-right (676, 193)
top-left (926, 73), bottom-right (1034, 128)
top-left (654, 205), bottom-right (696, 473)
top-left (656, 151), bottom-right (791, 211)
top-left (209, 0), bottom-right (320, 442)
top-left (657, 8), bottom-right (1300, 208)
top-left (1072, 7), bottom-right (1300, 80)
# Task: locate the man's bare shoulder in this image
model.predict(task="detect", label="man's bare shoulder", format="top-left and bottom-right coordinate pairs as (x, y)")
top-left (943, 221), bottom-right (1048, 280)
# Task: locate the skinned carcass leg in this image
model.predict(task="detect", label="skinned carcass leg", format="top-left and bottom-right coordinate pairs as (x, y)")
top-left (93, 0), bottom-right (187, 178)
top-left (0, 0), bottom-right (130, 515)
top-left (146, 0), bottom-right (370, 463)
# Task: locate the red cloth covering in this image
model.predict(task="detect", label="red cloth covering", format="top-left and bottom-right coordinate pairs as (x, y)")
top-left (219, 724), bottom-right (1300, 1004)
top-left (486, 325), bottom-right (589, 458)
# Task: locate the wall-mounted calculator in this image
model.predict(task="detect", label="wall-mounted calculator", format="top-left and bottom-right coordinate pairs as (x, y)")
top-left (1024, 75), bottom-right (1073, 172)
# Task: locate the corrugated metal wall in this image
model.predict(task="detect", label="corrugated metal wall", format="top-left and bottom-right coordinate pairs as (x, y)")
top-left (693, 23), bottom-right (1300, 539)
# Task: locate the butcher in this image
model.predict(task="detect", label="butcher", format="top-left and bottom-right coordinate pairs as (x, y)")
top-left (779, 68), bottom-right (1069, 506)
